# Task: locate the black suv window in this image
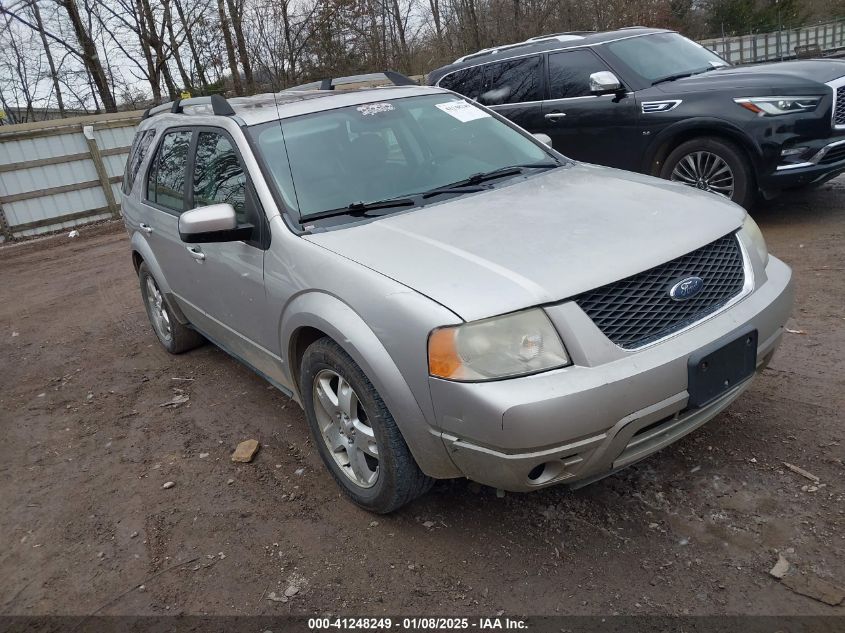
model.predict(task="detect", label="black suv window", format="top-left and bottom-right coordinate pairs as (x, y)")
top-left (123, 129), bottom-right (156, 194)
top-left (479, 55), bottom-right (542, 105)
top-left (193, 131), bottom-right (248, 223)
top-left (147, 130), bottom-right (191, 212)
top-left (438, 66), bottom-right (484, 100)
top-left (547, 49), bottom-right (612, 100)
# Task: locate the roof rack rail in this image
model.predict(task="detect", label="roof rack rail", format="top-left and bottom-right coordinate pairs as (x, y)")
top-left (525, 30), bottom-right (594, 41)
top-left (286, 71), bottom-right (418, 91)
top-left (453, 32), bottom-right (591, 63)
top-left (142, 94), bottom-right (236, 119)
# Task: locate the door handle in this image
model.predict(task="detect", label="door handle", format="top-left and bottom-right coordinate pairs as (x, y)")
top-left (139, 223), bottom-right (153, 234)
top-left (186, 246), bottom-right (205, 262)
top-left (544, 112), bottom-right (567, 121)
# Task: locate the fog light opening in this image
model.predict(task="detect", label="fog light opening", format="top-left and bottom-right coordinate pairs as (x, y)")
top-left (526, 460), bottom-right (564, 485)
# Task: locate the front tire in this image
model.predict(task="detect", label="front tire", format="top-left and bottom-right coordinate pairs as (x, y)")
top-left (660, 137), bottom-right (756, 209)
top-left (300, 338), bottom-right (433, 513)
top-left (138, 262), bottom-right (204, 354)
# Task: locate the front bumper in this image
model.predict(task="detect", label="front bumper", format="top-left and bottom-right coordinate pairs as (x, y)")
top-left (429, 256), bottom-right (793, 492)
top-left (765, 138), bottom-right (845, 191)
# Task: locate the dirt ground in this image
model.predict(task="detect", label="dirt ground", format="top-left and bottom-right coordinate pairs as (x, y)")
top-left (1, 179), bottom-right (843, 620)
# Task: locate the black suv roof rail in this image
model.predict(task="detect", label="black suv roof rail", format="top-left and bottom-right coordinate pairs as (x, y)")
top-left (524, 30), bottom-right (595, 41)
top-left (142, 94), bottom-right (235, 120)
top-left (454, 32), bottom-right (593, 63)
top-left (285, 71), bottom-right (418, 91)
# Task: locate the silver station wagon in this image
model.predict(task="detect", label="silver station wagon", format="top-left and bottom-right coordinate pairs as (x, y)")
top-left (122, 74), bottom-right (793, 513)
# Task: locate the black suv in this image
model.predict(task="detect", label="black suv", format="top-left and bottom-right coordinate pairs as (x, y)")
top-left (427, 28), bottom-right (845, 208)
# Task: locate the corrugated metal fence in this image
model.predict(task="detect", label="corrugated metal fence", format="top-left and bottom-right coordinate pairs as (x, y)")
top-left (0, 111), bottom-right (142, 242)
top-left (701, 19), bottom-right (845, 65)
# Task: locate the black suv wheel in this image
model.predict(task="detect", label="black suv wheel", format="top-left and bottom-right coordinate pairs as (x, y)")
top-left (661, 137), bottom-right (756, 208)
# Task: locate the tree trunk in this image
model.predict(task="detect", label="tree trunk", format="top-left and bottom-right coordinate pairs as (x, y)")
top-left (56, 0), bottom-right (117, 111)
top-left (216, 0), bottom-right (242, 94)
top-left (225, 0), bottom-right (253, 93)
top-left (389, 0), bottom-right (410, 73)
top-left (173, 0), bottom-right (208, 90)
top-left (30, 0), bottom-right (65, 116)
top-left (163, 0), bottom-right (192, 92)
top-left (135, 0), bottom-right (162, 101)
top-left (139, 0), bottom-right (178, 99)
top-left (428, 0), bottom-right (443, 44)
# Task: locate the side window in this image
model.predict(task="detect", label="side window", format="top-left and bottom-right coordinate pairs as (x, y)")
top-left (192, 131), bottom-right (249, 224)
top-left (123, 129), bottom-right (155, 194)
top-left (438, 66), bottom-right (484, 100)
top-left (146, 130), bottom-right (191, 212)
top-left (480, 56), bottom-right (542, 105)
top-left (547, 49), bottom-right (613, 100)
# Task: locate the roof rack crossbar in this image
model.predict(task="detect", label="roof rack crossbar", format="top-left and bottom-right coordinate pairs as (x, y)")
top-left (210, 94), bottom-right (236, 116)
top-left (141, 94), bottom-right (236, 119)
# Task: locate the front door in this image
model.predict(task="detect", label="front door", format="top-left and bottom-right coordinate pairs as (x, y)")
top-left (144, 127), bottom-right (278, 380)
top-left (541, 49), bottom-right (641, 169)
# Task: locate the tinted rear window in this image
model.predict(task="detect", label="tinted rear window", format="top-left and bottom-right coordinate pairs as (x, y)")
top-left (479, 56), bottom-right (542, 105)
top-left (123, 130), bottom-right (156, 194)
top-left (438, 67), bottom-right (484, 100)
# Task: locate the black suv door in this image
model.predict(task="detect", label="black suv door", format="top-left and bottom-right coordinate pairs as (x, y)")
top-left (542, 48), bottom-right (641, 169)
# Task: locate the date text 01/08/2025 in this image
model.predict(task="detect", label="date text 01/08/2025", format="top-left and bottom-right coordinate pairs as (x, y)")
top-left (307, 616), bottom-right (528, 630)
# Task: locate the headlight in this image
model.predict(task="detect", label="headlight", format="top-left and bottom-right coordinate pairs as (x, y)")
top-left (428, 308), bottom-right (570, 381)
top-left (743, 214), bottom-right (769, 267)
top-left (734, 96), bottom-right (820, 116)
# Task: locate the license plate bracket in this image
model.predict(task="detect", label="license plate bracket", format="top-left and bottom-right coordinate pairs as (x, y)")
top-left (687, 328), bottom-right (758, 409)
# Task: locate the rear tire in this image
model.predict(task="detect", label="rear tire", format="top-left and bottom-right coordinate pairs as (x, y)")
top-left (300, 338), bottom-right (433, 513)
top-left (138, 262), bottom-right (204, 354)
top-left (660, 137), bottom-right (756, 209)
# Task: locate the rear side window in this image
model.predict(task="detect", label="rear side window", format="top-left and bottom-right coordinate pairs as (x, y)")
top-left (122, 130), bottom-right (155, 194)
top-left (547, 49), bottom-right (612, 99)
top-left (146, 130), bottom-right (191, 212)
top-left (479, 55), bottom-right (542, 105)
top-left (438, 66), bottom-right (484, 100)
top-left (193, 131), bottom-right (248, 224)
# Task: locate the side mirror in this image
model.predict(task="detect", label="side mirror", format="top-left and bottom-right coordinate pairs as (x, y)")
top-left (589, 71), bottom-right (623, 95)
top-left (178, 203), bottom-right (251, 243)
top-left (532, 133), bottom-right (553, 147)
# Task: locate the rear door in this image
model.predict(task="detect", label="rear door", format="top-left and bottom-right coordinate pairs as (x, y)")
top-left (541, 48), bottom-right (641, 169)
top-left (141, 127), bottom-right (195, 301)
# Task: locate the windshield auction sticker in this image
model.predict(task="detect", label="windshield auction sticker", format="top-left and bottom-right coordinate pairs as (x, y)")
top-left (357, 103), bottom-right (395, 116)
top-left (435, 100), bottom-right (490, 122)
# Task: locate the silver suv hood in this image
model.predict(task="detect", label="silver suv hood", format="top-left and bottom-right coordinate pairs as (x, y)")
top-left (305, 165), bottom-right (746, 322)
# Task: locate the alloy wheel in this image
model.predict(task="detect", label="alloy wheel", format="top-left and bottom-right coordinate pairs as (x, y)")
top-left (670, 151), bottom-right (735, 199)
top-left (312, 369), bottom-right (379, 488)
top-left (144, 276), bottom-right (172, 343)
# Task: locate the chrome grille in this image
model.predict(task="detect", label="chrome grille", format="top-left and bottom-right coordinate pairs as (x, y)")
top-left (574, 233), bottom-right (746, 349)
top-left (836, 85), bottom-right (845, 126)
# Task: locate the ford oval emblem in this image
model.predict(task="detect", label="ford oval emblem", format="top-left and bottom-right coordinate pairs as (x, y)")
top-left (669, 276), bottom-right (704, 301)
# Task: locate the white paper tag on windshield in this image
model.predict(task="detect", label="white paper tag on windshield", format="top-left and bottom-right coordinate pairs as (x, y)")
top-left (435, 100), bottom-right (490, 122)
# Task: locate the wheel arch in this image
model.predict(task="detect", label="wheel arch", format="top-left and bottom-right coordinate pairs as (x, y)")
top-left (280, 291), bottom-right (460, 479)
top-left (130, 232), bottom-right (190, 325)
top-left (644, 118), bottom-right (762, 179)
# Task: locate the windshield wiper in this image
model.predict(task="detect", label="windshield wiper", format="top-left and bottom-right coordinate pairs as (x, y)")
top-left (421, 162), bottom-right (559, 198)
top-left (299, 196), bottom-right (415, 222)
top-left (651, 66), bottom-right (719, 86)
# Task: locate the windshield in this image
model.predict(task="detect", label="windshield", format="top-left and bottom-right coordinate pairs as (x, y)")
top-left (605, 33), bottom-right (729, 85)
top-left (249, 94), bottom-right (552, 222)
